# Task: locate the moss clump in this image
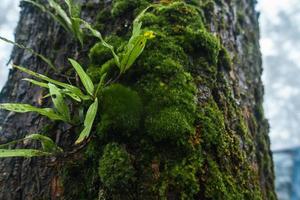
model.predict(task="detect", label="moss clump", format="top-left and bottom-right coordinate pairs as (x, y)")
top-left (185, 29), bottom-right (221, 65)
top-left (145, 107), bottom-right (194, 143)
top-left (111, 0), bottom-right (149, 18)
top-left (197, 100), bottom-right (230, 156)
top-left (218, 46), bottom-right (233, 71)
top-left (97, 84), bottom-right (142, 138)
top-left (98, 143), bottom-right (136, 190)
top-left (158, 2), bottom-right (205, 30)
top-left (157, 154), bottom-right (203, 199)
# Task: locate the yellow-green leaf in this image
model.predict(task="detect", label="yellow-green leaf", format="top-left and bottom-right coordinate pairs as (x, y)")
top-left (75, 98), bottom-right (98, 144)
top-left (68, 59), bottom-right (94, 96)
top-left (25, 134), bottom-right (63, 153)
top-left (0, 103), bottom-right (65, 121)
top-left (0, 149), bottom-right (51, 158)
top-left (121, 35), bottom-right (147, 73)
top-left (14, 65), bottom-right (89, 101)
top-left (48, 83), bottom-right (70, 122)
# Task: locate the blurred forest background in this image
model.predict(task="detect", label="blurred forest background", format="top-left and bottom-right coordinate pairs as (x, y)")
top-left (258, 0), bottom-right (300, 150)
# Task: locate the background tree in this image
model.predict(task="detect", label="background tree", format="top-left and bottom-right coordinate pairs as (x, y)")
top-left (0, 0), bottom-right (276, 199)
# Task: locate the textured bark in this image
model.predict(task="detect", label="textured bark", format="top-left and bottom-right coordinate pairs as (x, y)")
top-left (0, 0), bottom-right (276, 199)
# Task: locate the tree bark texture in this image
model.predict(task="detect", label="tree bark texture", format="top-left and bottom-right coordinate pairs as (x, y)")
top-left (0, 0), bottom-right (276, 199)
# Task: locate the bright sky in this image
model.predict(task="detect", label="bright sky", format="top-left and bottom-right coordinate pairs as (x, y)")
top-left (0, 0), bottom-right (20, 89)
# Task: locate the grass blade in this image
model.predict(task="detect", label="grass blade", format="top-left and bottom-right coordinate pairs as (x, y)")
top-left (68, 59), bottom-right (94, 96)
top-left (0, 103), bottom-right (65, 121)
top-left (75, 98), bottom-right (98, 144)
top-left (0, 36), bottom-right (56, 71)
top-left (121, 35), bottom-right (147, 73)
top-left (48, 0), bottom-right (72, 26)
top-left (0, 149), bottom-right (51, 157)
top-left (77, 18), bottom-right (120, 67)
top-left (14, 65), bottom-right (90, 101)
top-left (23, 78), bottom-right (49, 88)
top-left (48, 83), bottom-right (70, 122)
top-left (25, 134), bottom-right (63, 153)
top-left (24, 0), bottom-right (71, 34)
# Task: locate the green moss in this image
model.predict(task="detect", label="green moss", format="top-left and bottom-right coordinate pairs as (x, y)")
top-left (158, 2), bottom-right (205, 30)
top-left (98, 143), bottom-right (136, 190)
top-left (197, 100), bottom-right (231, 157)
top-left (111, 0), bottom-right (149, 18)
top-left (204, 157), bottom-right (244, 200)
top-left (218, 46), bottom-right (233, 71)
top-left (60, 1), bottom-right (272, 199)
top-left (97, 84), bottom-right (142, 138)
top-left (145, 107), bottom-right (194, 144)
top-left (157, 155), bottom-right (203, 199)
top-left (185, 29), bottom-right (221, 65)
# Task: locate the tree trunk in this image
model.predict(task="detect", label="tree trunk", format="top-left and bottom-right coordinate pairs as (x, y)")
top-left (0, 0), bottom-right (276, 199)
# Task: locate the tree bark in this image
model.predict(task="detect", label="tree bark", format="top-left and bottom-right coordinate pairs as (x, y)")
top-left (0, 0), bottom-right (276, 199)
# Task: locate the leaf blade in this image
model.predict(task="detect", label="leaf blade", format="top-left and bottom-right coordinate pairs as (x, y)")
top-left (75, 98), bottom-right (98, 144)
top-left (68, 59), bottom-right (94, 96)
top-left (48, 83), bottom-right (70, 122)
top-left (0, 149), bottom-right (51, 158)
top-left (25, 134), bottom-right (63, 153)
top-left (14, 65), bottom-right (89, 101)
top-left (0, 103), bottom-right (65, 121)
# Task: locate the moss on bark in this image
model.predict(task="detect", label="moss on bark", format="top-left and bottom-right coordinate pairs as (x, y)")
top-left (59, 1), bottom-right (276, 199)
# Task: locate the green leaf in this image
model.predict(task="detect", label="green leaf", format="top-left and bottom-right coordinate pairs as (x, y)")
top-left (60, 89), bottom-right (82, 102)
top-left (121, 35), bottom-right (147, 73)
top-left (68, 59), bottom-right (94, 96)
top-left (23, 78), bottom-right (49, 88)
top-left (77, 18), bottom-right (121, 67)
top-left (0, 149), bottom-right (51, 158)
top-left (94, 72), bottom-right (107, 97)
top-left (48, 83), bottom-right (70, 122)
top-left (48, 0), bottom-right (72, 26)
top-left (14, 65), bottom-right (90, 101)
top-left (0, 103), bottom-right (65, 121)
top-left (23, 0), bottom-right (71, 33)
top-left (75, 98), bottom-right (98, 144)
top-left (23, 79), bottom-right (82, 102)
top-left (0, 36), bottom-right (56, 71)
top-left (25, 134), bottom-right (63, 153)
top-left (71, 17), bottom-right (83, 46)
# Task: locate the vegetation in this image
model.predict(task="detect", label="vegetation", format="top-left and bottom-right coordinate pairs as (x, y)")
top-left (0, 0), bottom-right (276, 199)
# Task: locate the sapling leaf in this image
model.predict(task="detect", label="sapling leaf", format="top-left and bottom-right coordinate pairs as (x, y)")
top-left (71, 17), bottom-right (84, 46)
top-left (94, 73), bottom-right (107, 97)
top-left (14, 65), bottom-right (90, 101)
top-left (0, 36), bottom-right (56, 71)
top-left (0, 103), bottom-right (65, 121)
top-left (0, 149), bottom-right (52, 158)
top-left (76, 18), bottom-right (121, 67)
top-left (48, 83), bottom-right (70, 122)
top-left (25, 134), bottom-right (63, 153)
top-left (75, 98), bottom-right (98, 144)
top-left (48, 0), bottom-right (72, 27)
top-left (68, 59), bottom-right (94, 96)
top-left (24, 0), bottom-right (71, 33)
top-left (121, 35), bottom-right (147, 73)
top-left (60, 89), bottom-right (82, 102)
top-left (23, 78), bottom-right (82, 102)
top-left (23, 78), bottom-right (49, 88)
